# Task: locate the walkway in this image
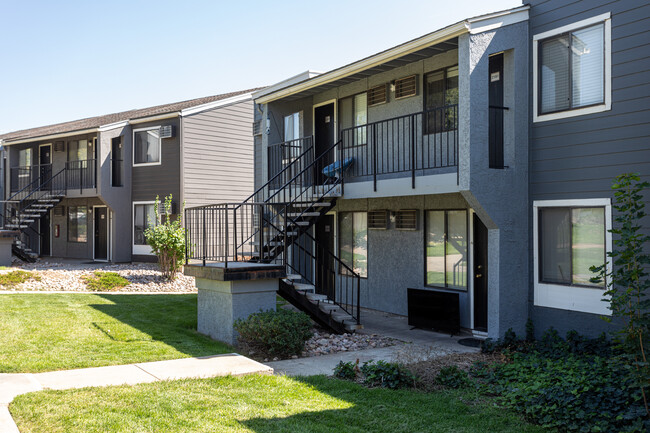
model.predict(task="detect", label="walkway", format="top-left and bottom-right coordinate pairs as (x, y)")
top-left (0, 354), bottom-right (272, 433)
top-left (268, 308), bottom-right (480, 375)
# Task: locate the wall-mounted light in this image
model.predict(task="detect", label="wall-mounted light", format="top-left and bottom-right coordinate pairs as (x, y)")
top-left (389, 81), bottom-right (396, 93)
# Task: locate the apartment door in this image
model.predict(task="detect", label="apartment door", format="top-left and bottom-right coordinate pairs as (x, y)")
top-left (314, 103), bottom-right (335, 184)
top-left (94, 207), bottom-right (108, 261)
top-left (473, 214), bottom-right (488, 332)
top-left (39, 144), bottom-right (52, 189)
top-left (314, 214), bottom-right (335, 299)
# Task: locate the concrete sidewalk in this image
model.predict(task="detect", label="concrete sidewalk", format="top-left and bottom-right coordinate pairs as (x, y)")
top-left (0, 353), bottom-right (272, 433)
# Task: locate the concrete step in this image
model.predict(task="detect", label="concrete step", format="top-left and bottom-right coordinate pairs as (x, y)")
top-left (305, 293), bottom-right (328, 302)
top-left (292, 202), bottom-right (332, 208)
top-left (286, 274), bottom-right (302, 280)
top-left (287, 212), bottom-right (320, 218)
top-left (32, 204), bottom-right (53, 208)
top-left (345, 323), bottom-right (364, 332)
top-left (292, 282), bottom-right (315, 293)
top-left (319, 303), bottom-right (340, 313)
top-left (6, 224), bottom-right (27, 228)
top-left (289, 221), bottom-right (310, 227)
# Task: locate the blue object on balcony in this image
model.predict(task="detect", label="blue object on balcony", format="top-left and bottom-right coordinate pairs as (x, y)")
top-left (322, 157), bottom-right (354, 178)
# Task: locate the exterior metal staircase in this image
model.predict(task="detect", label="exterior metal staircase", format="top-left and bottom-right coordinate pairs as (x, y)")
top-left (186, 137), bottom-right (362, 333)
top-left (2, 169), bottom-right (67, 262)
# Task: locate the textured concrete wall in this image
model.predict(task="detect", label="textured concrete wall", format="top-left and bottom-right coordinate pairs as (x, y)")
top-left (0, 237), bottom-right (12, 266)
top-left (195, 277), bottom-right (278, 345)
top-left (334, 193), bottom-right (472, 326)
top-left (458, 21), bottom-right (530, 338)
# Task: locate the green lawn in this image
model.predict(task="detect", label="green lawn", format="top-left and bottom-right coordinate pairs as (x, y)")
top-left (0, 294), bottom-right (231, 373)
top-left (10, 375), bottom-right (545, 433)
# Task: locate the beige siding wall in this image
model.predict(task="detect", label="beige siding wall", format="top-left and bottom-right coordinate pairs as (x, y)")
top-left (181, 100), bottom-right (255, 209)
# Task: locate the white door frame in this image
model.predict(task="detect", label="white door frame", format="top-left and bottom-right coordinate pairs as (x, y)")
top-left (312, 99), bottom-right (338, 158)
top-left (92, 205), bottom-right (109, 262)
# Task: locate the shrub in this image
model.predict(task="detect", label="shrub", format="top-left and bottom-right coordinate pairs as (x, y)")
top-left (333, 360), bottom-right (358, 380)
top-left (82, 271), bottom-right (130, 291)
top-left (333, 360), bottom-right (417, 390)
top-left (360, 360), bottom-right (417, 389)
top-left (144, 195), bottom-right (186, 281)
top-left (0, 270), bottom-right (40, 287)
top-left (234, 309), bottom-right (312, 358)
top-left (436, 366), bottom-right (471, 389)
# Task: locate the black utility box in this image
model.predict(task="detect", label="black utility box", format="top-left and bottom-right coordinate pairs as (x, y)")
top-left (407, 288), bottom-right (460, 334)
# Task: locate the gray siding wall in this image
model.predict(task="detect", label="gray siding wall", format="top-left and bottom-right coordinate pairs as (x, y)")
top-left (98, 126), bottom-right (132, 262)
top-left (51, 197), bottom-right (104, 259)
top-left (529, 0), bottom-right (649, 337)
top-left (181, 100), bottom-right (255, 208)
top-left (131, 117), bottom-right (181, 203)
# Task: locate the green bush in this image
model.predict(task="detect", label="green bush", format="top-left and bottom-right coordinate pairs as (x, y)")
top-left (234, 309), bottom-right (312, 358)
top-left (0, 270), bottom-right (40, 287)
top-left (144, 195), bottom-right (186, 281)
top-left (81, 271), bottom-right (130, 291)
top-left (436, 366), bottom-right (471, 389)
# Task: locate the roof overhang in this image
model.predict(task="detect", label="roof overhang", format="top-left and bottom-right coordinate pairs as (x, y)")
top-left (255, 5), bottom-right (529, 104)
top-left (2, 128), bottom-right (100, 146)
top-left (180, 92), bottom-right (253, 117)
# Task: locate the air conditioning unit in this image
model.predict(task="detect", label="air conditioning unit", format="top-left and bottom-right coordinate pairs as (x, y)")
top-left (159, 125), bottom-right (174, 139)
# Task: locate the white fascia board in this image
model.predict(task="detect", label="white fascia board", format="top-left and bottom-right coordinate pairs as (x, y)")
top-left (98, 120), bottom-right (130, 132)
top-left (465, 5), bottom-right (530, 34)
top-left (252, 71), bottom-right (323, 100)
top-left (129, 113), bottom-right (179, 125)
top-left (1, 128), bottom-right (99, 146)
top-left (180, 92), bottom-right (253, 117)
top-left (255, 21), bottom-right (467, 104)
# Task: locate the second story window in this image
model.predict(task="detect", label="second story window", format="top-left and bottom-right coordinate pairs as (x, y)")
top-left (67, 139), bottom-right (89, 161)
top-left (425, 66), bottom-right (458, 133)
top-left (283, 112), bottom-right (301, 161)
top-left (533, 13), bottom-right (611, 121)
top-left (133, 128), bottom-right (161, 166)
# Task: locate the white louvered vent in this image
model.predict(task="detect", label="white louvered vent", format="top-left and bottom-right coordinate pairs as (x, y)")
top-left (159, 125), bottom-right (174, 139)
top-left (252, 120), bottom-right (262, 136)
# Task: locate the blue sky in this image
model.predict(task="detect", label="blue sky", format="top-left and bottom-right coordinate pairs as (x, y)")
top-left (0, 0), bottom-right (521, 134)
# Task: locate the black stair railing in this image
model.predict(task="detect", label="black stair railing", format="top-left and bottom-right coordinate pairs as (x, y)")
top-left (65, 159), bottom-right (97, 192)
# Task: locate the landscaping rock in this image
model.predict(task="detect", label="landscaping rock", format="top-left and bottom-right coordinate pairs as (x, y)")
top-left (1, 260), bottom-right (196, 293)
top-left (303, 329), bottom-right (398, 357)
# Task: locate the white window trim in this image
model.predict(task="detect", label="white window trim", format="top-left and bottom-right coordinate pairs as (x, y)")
top-left (533, 198), bottom-right (612, 315)
top-left (132, 126), bottom-right (162, 167)
top-left (132, 201), bottom-right (156, 255)
top-left (532, 12), bottom-right (612, 123)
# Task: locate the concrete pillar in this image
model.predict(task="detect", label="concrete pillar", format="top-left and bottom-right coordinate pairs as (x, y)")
top-left (195, 277), bottom-right (278, 345)
top-left (0, 231), bottom-right (19, 266)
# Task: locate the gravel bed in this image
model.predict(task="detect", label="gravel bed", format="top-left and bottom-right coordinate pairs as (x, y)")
top-left (301, 328), bottom-right (399, 357)
top-left (3, 260), bottom-right (196, 292)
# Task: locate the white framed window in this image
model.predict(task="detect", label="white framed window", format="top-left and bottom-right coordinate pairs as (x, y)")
top-left (17, 148), bottom-right (32, 177)
top-left (133, 127), bottom-right (161, 166)
top-left (533, 13), bottom-right (611, 122)
top-left (283, 112), bottom-right (302, 162)
top-left (133, 201), bottom-right (157, 255)
top-left (533, 199), bottom-right (612, 315)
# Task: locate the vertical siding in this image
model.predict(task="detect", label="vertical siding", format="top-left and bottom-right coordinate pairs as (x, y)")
top-left (181, 100), bottom-right (255, 208)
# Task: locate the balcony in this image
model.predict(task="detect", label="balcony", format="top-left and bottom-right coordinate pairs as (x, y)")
top-left (267, 105), bottom-right (458, 192)
top-left (10, 159), bottom-right (97, 194)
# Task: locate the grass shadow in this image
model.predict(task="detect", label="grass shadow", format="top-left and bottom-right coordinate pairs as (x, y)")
top-left (239, 376), bottom-right (543, 433)
top-left (90, 294), bottom-right (232, 357)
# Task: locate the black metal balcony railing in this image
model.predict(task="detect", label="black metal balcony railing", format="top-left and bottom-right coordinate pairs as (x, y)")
top-left (340, 105), bottom-right (458, 190)
top-left (65, 159), bottom-right (97, 192)
top-left (267, 137), bottom-right (313, 189)
top-left (10, 164), bottom-right (52, 192)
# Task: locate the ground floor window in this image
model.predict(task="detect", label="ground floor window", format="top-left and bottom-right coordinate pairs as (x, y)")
top-left (68, 206), bottom-right (88, 243)
top-left (426, 210), bottom-right (467, 290)
top-left (533, 199), bottom-right (611, 315)
top-left (133, 202), bottom-right (157, 248)
top-left (339, 212), bottom-right (368, 277)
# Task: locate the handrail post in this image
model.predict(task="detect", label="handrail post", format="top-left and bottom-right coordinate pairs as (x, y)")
top-left (357, 277), bottom-right (361, 324)
top-left (411, 114), bottom-right (416, 189)
top-left (257, 204), bottom-right (264, 263)
top-left (372, 124), bottom-right (377, 192)
top-left (339, 138), bottom-right (344, 196)
top-left (233, 207), bottom-right (238, 262)
top-left (184, 208), bottom-right (189, 265)
top-left (283, 205), bottom-right (288, 268)
top-left (224, 204), bottom-right (229, 267)
top-left (202, 207), bottom-right (207, 266)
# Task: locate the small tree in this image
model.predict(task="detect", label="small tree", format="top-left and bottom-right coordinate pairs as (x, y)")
top-left (591, 173), bottom-right (650, 416)
top-left (144, 195), bottom-right (186, 280)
